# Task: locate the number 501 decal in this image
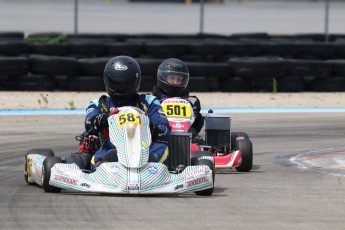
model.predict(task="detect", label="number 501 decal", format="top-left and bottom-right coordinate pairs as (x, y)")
top-left (162, 104), bottom-right (192, 118)
top-left (117, 112), bottom-right (141, 128)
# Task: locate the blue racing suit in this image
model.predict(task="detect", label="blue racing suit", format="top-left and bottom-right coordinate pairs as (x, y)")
top-left (84, 94), bottom-right (171, 164)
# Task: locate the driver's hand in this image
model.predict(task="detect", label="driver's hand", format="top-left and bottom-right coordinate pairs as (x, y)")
top-left (92, 113), bottom-right (109, 130)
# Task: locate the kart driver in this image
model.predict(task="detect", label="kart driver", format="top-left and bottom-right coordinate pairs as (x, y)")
top-left (84, 56), bottom-right (171, 166)
top-left (151, 58), bottom-right (205, 144)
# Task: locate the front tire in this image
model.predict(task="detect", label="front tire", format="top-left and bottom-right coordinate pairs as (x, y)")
top-left (195, 159), bottom-right (215, 196)
top-left (42, 156), bottom-right (62, 193)
top-left (231, 132), bottom-right (249, 150)
top-left (235, 139), bottom-right (253, 172)
top-left (24, 149), bottom-right (55, 184)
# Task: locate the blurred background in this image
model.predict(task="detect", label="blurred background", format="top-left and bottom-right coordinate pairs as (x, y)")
top-left (1, 0), bottom-right (344, 35)
top-left (0, 0), bottom-right (345, 93)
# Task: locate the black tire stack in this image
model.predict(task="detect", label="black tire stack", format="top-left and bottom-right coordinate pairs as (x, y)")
top-left (1, 32), bottom-right (345, 92)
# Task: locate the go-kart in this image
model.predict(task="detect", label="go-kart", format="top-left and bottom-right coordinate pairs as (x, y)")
top-left (24, 106), bottom-right (214, 195)
top-left (161, 98), bottom-right (253, 172)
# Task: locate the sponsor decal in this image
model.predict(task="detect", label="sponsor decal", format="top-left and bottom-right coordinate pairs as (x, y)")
top-left (187, 177), bottom-right (209, 187)
top-left (184, 167), bottom-right (208, 179)
top-left (110, 165), bottom-right (120, 175)
top-left (34, 169), bottom-right (42, 178)
top-left (148, 165), bottom-right (158, 174)
top-left (101, 104), bottom-right (108, 113)
top-left (158, 108), bottom-right (165, 114)
top-left (172, 123), bottom-right (184, 129)
top-left (86, 107), bottom-right (94, 114)
top-left (237, 158), bottom-right (242, 165)
top-left (114, 64), bottom-right (128, 71)
top-left (128, 183), bottom-right (140, 191)
top-left (54, 164), bottom-right (65, 173)
top-left (81, 183), bottom-right (91, 188)
top-left (141, 141), bottom-right (148, 149)
top-left (174, 184), bottom-right (183, 190)
top-left (26, 157), bottom-right (33, 180)
top-left (34, 163), bottom-right (41, 175)
top-left (162, 99), bottom-right (188, 104)
top-left (54, 175), bottom-right (78, 185)
top-left (236, 136), bottom-right (246, 141)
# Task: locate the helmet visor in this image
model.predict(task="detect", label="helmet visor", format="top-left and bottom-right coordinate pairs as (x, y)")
top-left (158, 70), bottom-right (189, 88)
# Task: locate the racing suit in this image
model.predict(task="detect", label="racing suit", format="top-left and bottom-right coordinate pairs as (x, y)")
top-left (151, 85), bottom-right (204, 143)
top-left (85, 94), bottom-right (171, 164)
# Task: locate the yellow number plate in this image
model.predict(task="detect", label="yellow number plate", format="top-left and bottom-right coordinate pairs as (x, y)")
top-left (162, 103), bottom-right (192, 118)
top-left (117, 112), bottom-right (141, 128)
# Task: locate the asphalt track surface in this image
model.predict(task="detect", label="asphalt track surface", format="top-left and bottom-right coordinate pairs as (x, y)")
top-left (1, 112), bottom-right (345, 230)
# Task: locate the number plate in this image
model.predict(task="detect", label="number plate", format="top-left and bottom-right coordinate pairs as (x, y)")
top-left (117, 112), bottom-right (142, 128)
top-left (162, 101), bottom-right (192, 118)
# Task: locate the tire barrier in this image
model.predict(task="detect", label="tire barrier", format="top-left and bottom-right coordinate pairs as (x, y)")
top-left (0, 41), bottom-right (28, 56)
top-left (67, 43), bottom-right (107, 58)
top-left (0, 56), bottom-right (29, 76)
top-left (5, 74), bottom-right (58, 91)
top-left (228, 56), bottom-right (287, 79)
top-left (0, 32), bottom-right (345, 92)
top-left (29, 55), bottom-right (80, 77)
top-left (307, 77), bottom-right (345, 92)
top-left (78, 57), bottom-right (109, 76)
top-left (287, 59), bottom-right (332, 80)
top-left (29, 43), bottom-right (68, 56)
top-left (141, 75), bottom-right (156, 92)
top-left (62, 76), bottom-right (105, 91)
top-left (328, 60), bottom-right (345, 76)
top-left (136, 58), bottom-right (163, 76)
top-left (106, 43), bottom-right (144, 57)
top-left (0, 32), bottom-right (24, 41)
top-left (145, 42), bottom-right (187, 59)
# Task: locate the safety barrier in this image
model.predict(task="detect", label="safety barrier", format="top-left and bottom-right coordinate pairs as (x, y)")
top-left (0, 32), bottom-right (345, 92)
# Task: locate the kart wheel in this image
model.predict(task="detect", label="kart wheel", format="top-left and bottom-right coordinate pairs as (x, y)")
top-left (235, 139), bottom-right (253, 172)
top-left (231, 132), bottom-right (249, 150)
top-left (42, 156), bottom-right (62, 193)
top-left (24, 149), bottom-right (55, 184)
top-left (195, 159), bottom-right (215, 196)
top-left (191, 151), bottom-right (213, 165)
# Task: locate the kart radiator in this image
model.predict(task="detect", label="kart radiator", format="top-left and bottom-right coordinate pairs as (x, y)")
top-left (168, 132), bottom-right (192, 170)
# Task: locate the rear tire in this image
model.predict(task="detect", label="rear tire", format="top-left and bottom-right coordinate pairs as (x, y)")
top-left (235, 139), bottom-right (253, 172)
top-left (42, 156), bottom-right (62, 193)
top-left (195, 159), bottom-right (215, 196)
top-left (24, 149), bottom-right (55, 184)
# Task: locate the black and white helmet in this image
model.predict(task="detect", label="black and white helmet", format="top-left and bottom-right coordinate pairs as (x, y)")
top-left (157, 58), bottom-right (189, 96)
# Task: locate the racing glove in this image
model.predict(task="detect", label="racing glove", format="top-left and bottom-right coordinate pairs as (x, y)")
top-left (92, 113), bottom-right (109, 130)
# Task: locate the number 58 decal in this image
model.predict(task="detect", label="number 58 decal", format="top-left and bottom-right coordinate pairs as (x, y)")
top-left (117, 112), bottom-right (142, 128)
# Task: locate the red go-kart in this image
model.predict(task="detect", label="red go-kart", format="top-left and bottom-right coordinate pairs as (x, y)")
top-left (161, 98), bottom-right (253, 172)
